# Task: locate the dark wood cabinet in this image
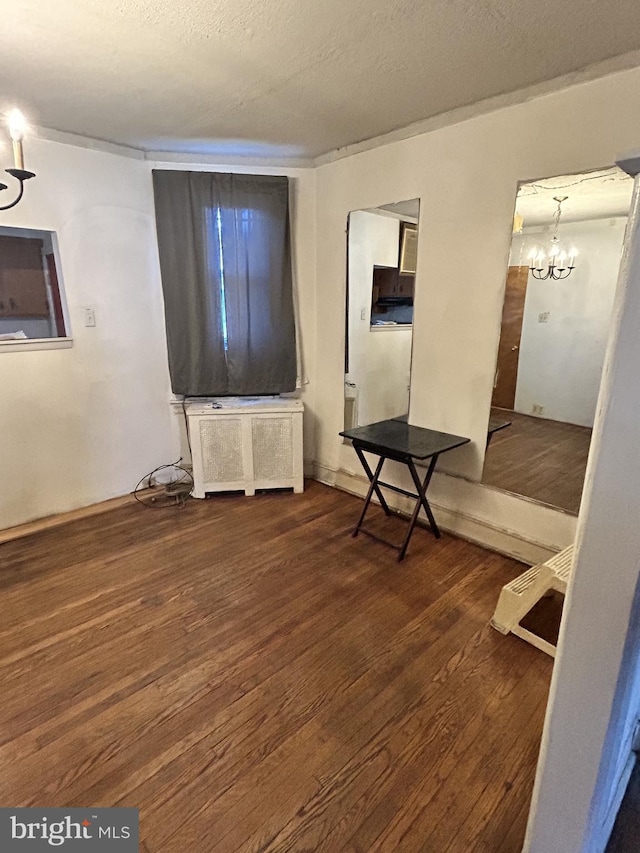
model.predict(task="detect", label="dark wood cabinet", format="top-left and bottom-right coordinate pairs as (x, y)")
top-left (372, 265), bottom-right (415, 301)
top-left (373, 266), bottom-right (399, 300)
top-left (396, 274), bottom-right (415, 298)
top-left (0, 235), bottom-right (49, 317)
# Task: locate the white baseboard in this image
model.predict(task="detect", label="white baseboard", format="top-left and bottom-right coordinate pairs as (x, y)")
top-left (312, 462), bottom-right (560, 566)
top-left (0, 491), bottom-right (141, 544)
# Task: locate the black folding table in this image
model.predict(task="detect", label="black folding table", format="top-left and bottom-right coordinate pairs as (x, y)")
top-left (486, 414), bottom-right (512, 448)
top-left (339, 418), bottom-right (470, 560)
top-left (393, 412), bottom-right (511, 448)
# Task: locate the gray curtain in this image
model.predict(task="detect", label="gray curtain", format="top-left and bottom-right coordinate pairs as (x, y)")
top-left (152, 170), bottom-right (297, 396)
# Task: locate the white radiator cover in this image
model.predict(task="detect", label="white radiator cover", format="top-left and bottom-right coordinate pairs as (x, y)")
top-left (186, 397), bottom-right (304, 498)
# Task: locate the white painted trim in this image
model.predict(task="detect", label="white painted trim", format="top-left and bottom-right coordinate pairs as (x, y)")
top-left (464, 476), bottom-right (579, 518)
top-left (313, 462), bottom-right (559, 565)
top-left (34, 126), bottom-right (145, 160)
top-left (0, 490), bottom-right (142, 542)
top-left (0, 337), bottom-right (73, 353)
top-left (313, 49), bottom-right (640, 167)
top-left (30, 127), bottom-right (314, 168)
top-left (145, 151), bottom-right (314, 169)
top-left (524, 166), bottom-right (640, 853)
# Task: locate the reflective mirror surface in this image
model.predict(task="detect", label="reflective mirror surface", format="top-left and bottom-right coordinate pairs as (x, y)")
top-left (344, 199), bottom-right (420, 430)
top-left (0, 226), bottom-right (68, 342)
top-left (482, 168), bottom-right (633, 513)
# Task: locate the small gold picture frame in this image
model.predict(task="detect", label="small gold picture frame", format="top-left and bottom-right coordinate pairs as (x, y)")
top-left (399, 223), bottom-right (418, 275)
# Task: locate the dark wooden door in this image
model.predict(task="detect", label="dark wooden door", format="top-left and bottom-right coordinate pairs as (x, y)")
top-left (492, 265), bottom-right (529, 410)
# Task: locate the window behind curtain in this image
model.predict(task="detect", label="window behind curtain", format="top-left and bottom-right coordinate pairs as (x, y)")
top-left (152, 170), bottom-right (297, 396)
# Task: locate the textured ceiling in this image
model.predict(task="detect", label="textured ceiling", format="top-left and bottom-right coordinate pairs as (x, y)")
top-left (3, 0), bottom-right (640, 159)
top-left (516, 168), bottom-right (634, 226)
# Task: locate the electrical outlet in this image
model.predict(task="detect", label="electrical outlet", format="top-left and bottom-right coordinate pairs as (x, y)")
top-left (538, 312), bottom-right (550, 324)
top-left (84, 307), bottom-right (96, 327)
top-left (532, 404), bottom-right (544, 415)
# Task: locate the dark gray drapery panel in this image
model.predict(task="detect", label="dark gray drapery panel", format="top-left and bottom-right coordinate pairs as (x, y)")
top-left (152, 170), bottom-right (297, 396)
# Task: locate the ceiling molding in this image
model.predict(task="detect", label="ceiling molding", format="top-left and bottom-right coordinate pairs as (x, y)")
top-left (146, 151), bottom-right (314, 170)
top-left (313, 49), bottom-right (640, 168)
top-left (34, 125), bottom-right (145, 160)
top-left (31, 126), bottom-right (314, 169)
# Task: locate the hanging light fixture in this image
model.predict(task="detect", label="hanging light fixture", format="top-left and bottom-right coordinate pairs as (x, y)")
top-left (528, 195), bottom-right (577, 280)
top-left (0, 109), bottom-right (36, 212)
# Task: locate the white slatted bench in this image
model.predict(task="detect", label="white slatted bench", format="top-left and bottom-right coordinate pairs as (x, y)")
top-left (491, 545), bottom-right (574, 657)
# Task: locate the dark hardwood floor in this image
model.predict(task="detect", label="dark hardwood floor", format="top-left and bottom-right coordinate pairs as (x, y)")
top-left (0, 482), bottom-right (553, 852)
top-left (483, 407), bottom-right (592, 514)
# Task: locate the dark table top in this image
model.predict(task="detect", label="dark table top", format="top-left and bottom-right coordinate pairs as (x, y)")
top-left (394, 412), bottom-right (512, 435)
top-left (488, 414), bottom-right (512, 434)
top-left (340, 418), bottom-right (470, 460)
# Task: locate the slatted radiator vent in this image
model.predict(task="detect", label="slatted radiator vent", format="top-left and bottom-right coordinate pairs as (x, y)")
top-left (252, 417), bottom-right (294, 481)
top-left (491, 544), bottom-right (575, 657)
top-left (199, 418), bottom-right (244, 483)
top-left (186, 397), bottom-right (304, 498)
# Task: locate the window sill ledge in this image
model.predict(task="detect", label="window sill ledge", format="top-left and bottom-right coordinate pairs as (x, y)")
top-left (0, 337), bottom-right (73, 353)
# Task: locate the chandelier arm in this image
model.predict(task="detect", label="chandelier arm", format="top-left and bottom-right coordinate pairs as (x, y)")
top-left (0, 181), bottom-right (25, 212)
top-left (0, 169), bottom-right (36, 212)
top-left (529, 196), bottom-right (575, 281)
top-left (554, 267), bottom-right (572, 280)
top-left (531, 268), bottom-right (551, 281)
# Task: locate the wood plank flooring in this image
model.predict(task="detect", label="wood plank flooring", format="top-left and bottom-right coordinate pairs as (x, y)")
top-left (0, 481), bottom-right (554, 852)
top-left (483, 407), bottom-right (592, 514)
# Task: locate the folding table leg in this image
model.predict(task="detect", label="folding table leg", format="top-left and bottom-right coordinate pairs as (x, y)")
top-left (398, 455), bottom-right (441, 560)
top-left (352, 455), bottom-right (387, 537)
top-left (354, 447), bottom-right (392, 515)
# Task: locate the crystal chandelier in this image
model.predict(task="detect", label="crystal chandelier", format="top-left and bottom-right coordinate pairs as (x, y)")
top-left (529, 196), bottom-right (577, 280)
top-left (0, 109), bottom-right (36, 212)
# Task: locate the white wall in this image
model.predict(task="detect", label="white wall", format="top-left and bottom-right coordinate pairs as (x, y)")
top-left (313, 64), bottom-right (640, 555)
top-left (0, 137), bottom-right (177, 530)
top-left (347, 210), bottom-right (412, 426)
top-left (0, 140), bottom-right (318, 530)
top-left (511, 218), bottom-right (626, 427)
top-left (524, 168), bottom-right (640, 853)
